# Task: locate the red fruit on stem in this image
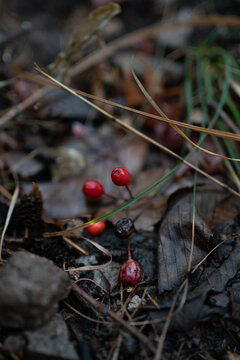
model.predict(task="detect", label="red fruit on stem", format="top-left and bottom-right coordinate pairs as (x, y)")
top-left (82, 180), bottom-right (104, 198)
top-left (87, 221), bottom-right (106, 236)
top-left (111, 167), bottom-right (130, 186)
top-left (119, 259), bottom-right (141, 286)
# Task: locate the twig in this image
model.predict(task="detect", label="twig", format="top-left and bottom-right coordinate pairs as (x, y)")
top-left (107, 334), bottom-right (122, 360)
top-left (71, 281), bottom-right (156, 354)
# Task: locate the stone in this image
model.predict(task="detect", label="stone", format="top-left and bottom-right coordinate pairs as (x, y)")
top-left (0, 251), bottom-right (71, 329)
top-left (127, 295), bottom-right (146, 312)
top-left (24, 314), bottom-right (78, 360)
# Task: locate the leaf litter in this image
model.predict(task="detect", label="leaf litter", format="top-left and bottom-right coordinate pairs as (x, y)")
top-left (1, 3), bottom-right (240, 360)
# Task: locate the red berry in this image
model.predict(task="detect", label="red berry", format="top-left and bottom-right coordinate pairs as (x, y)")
top-left (119, 259), bottom-right (141, 286)
top-left (87, 221), bottom-right (106, 236)
top-left (111, 167), bottom-right (130, 186)
top-left (82, 180), bottom-right (104, 198)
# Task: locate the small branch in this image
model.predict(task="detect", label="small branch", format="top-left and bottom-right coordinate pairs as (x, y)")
top-left (125, 185), bottom-right (134, 200)
top-left (127, 237), bottom-right (131, 259)
top-left (71, 282), bottom-right (156, 354)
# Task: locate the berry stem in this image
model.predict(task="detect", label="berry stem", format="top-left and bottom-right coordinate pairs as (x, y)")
top-left (127, 237), bottom-right (132, 260)
top-left (125, 185), bottom-right (133, 200)
top-left (104, 191), bottom-right (122, 200)
top-left (133, 202), bottom-right (152, 222)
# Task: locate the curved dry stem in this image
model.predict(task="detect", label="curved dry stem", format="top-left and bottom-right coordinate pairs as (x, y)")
top-left (132, 70), bottom-right (240, 161)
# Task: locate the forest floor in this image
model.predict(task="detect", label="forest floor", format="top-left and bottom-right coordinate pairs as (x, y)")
top-left (1, 1), bottom-right (240, 359)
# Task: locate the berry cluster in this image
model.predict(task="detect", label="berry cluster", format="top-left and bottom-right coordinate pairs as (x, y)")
top-left (82, 167), bottom-right (141, 287)
top-left (82, 167), bottom-right (131, 237)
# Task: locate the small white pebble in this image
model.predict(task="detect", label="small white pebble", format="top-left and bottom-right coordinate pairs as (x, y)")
top-left (127, 295), bottom-right (146, 312)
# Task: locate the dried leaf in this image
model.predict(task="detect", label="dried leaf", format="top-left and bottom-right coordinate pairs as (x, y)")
top-left (211, 195), bottom-right (240, 229)
top-left (51, 3), bottom-right (121, 79)
top-left (117, 137), bottom-right (149, 176)
top-left (23, 177), bottom-right (89, 219)
top-left (122, 66), bottom-right (145, 107)
top-left (171, 238), bottom-right (240, 331)
top-left (227, 352), bottom-right (240, 360)
top-left (158, 185), bottom-right (227, 293)
top-left (67, 2), bottom-right (121, 53)
top-left (6, 151), bottom-right (43, 180)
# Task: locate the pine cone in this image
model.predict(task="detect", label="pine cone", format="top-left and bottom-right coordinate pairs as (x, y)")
top-left (10, 184), bottom-right (43, 233)
top-left (14, 194), bottom-right (42, 229)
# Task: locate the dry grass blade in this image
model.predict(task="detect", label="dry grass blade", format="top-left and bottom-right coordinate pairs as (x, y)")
top-left (132, 70), bottom-right (240, 161)
top-left (65, 301), bottom-right (112, 325)
top-left (191, 240), bottom-right (226, 274)
top-left (0, 182), bottom-right (19, 262)
top-left (62, 236), bottom-right (89, 256)
top-left (65, 235), bottom-right (112, 272)
top-left (75, 277), bottom-right (109, 294)
top-left (0, 185), bottom-right (12, 201)
top-left (17, 71), bottom-right (240, 142)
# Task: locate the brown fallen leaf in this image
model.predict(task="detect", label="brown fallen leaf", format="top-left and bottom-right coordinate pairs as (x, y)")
top-left (227, 352), bottom-right (240, 360)
top-left (211, 194), bottom-right (240, 229)
top-left (122, 66), bottom-right (145, 107)
top-left (158, 184), bottom-right (228, 293)
top-left (96, 195), bottom-right (168, 231)
top-left (117, 137), bottom-right (149, 176)
top-left (171, 237), bottom-right (240, 331)
top-left (23, 177), bottom-right (90, 219)
top-left (95, 171), bottom-right (209, 231)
